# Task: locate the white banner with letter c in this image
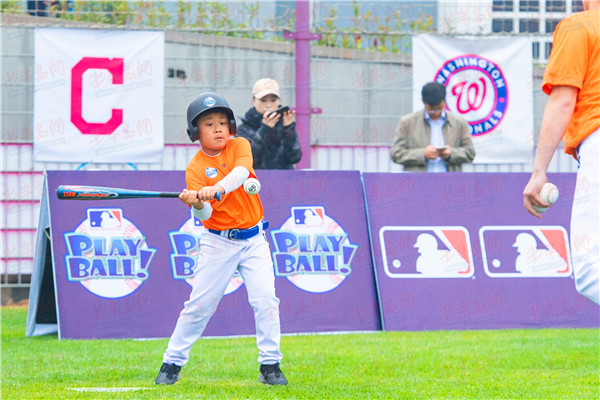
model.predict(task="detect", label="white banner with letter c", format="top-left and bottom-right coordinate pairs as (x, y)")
top-left (34, 28), bottom-right (164, 163)
top-left (412, 34), bottom-right (533, 164)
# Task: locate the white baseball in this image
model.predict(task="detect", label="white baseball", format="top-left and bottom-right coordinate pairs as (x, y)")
top-left (243, 178), bottom-right (261, 195)
top-left (533, 182), bottom-right (559, 213)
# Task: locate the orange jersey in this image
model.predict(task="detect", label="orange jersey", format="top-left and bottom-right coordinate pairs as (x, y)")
top-left (542, 9), bottom-right (600, 158)
top-left (185, 137), bottom-right (264, 230)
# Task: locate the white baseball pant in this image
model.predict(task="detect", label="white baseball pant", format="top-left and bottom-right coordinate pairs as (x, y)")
top-left (571, 128), bottom-right (600, 305)
top-left (163, 228), bottom-right (282, 366)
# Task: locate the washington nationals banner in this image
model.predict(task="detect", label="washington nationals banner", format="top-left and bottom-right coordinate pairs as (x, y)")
top-left (412, 34), bottom-right (533, 164)
top-left (33, 28), bottom-right (164, 163)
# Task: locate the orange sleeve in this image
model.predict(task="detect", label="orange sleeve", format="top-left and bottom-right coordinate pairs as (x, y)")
top-left (542, 18), bottom-right (588, 95)
top-left (185, 153), bottom-right (207, 191)
top-left (231, 137), bottom-right (255, 174)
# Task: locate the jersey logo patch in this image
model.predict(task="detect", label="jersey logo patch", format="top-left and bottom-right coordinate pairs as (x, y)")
top-left (205, 167), bottom-right (218, 178)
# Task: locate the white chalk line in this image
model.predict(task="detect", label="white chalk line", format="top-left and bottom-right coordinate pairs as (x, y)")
top-left (67, 387), bottom-right (151, 392)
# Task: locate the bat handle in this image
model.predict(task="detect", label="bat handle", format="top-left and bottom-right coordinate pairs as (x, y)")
top-left (196, 191), bottom-right (222, 201)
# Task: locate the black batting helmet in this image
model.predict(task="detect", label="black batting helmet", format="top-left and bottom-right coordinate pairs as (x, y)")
top-left (186, 92), bottom-right (237, 142)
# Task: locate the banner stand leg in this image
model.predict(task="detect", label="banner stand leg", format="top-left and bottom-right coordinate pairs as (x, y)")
top-left (25, 172), bottom-right (58, 337)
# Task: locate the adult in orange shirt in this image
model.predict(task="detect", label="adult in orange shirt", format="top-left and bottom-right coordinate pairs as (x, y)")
top-left (523, 0), bottom-right (600, 305)
top-left (155, 93), bottom-right (288, 385)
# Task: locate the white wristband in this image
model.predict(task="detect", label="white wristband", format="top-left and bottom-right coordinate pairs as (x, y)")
top-left (192, 202), bottom-right (213, 220)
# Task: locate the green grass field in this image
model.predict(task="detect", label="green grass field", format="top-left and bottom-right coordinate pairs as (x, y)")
top-left (1, 306), bottom-right (598, 399)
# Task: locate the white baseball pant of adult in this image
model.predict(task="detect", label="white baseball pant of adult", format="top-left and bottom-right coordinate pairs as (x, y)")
top-left (571, 128), bottom-right (600, 305)
top-left (163, 228), bottom-right (282, 366)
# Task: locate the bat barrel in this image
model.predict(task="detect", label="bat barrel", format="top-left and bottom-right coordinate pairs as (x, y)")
top-left (56, 185), bottom-right (221, 201)
top-left (57, 185), bottom-right (178, 200)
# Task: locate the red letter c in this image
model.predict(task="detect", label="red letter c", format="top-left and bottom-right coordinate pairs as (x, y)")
top-left (71, 57), bottom-right (123, 135)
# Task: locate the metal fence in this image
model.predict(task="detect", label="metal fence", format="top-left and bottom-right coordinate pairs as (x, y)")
top-left (0, 4), bottom-right (577, 300)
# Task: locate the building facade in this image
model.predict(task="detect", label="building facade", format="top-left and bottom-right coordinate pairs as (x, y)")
top-left (437, 0), bottom-right (584, 62)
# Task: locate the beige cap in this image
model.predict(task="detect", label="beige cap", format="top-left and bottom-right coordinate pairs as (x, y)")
top-left (252, 78), bottom-right (280, 99)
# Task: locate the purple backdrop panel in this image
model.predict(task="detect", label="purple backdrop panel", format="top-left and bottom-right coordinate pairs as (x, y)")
top-left (47, 170), bottom-right (379, 339)
top-left (256, 170), bottom-right (380, 334)
top-left (363, 172), bottom-right (599, 331)
top-left (46, 170), bottom-right (255, 339)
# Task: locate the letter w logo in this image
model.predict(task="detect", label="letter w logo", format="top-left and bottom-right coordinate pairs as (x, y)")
top-left (71, 57), bottom-right (123, 135)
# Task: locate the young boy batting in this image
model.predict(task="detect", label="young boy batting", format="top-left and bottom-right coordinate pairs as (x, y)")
top-left (155, 92), bottom-right (288, 385)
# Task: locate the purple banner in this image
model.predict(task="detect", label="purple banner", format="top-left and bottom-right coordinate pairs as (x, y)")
top-left (364, 172), bottom-right (599, 331)
top-left (45, 170), bottom-right (380, 339)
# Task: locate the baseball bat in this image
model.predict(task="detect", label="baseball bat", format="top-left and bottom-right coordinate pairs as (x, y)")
top-left (56, 185), bottom-right (221, 201)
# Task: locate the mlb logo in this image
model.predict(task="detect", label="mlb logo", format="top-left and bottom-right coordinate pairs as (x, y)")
top-left (205, 167), bottom-right (218, 178)
top-left (380, 226), bottom-right (474, 278)
top-left (479, 226), bottom-right (571, 278)
top-left (291, 206), bottom-right (325, 227)
top-left (87, 208), bottom-right (122, 229)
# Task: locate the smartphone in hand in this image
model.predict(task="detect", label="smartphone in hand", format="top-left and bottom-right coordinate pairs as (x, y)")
top-left (271, 105), bottom-right (290, 116)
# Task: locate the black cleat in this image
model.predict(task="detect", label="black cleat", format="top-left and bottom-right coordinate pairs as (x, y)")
top-left (154, 362), bottom-right (182, 385)
top-left (258, 363), bottom-right (288, 385)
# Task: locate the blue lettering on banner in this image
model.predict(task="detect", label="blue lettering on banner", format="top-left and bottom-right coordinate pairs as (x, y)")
top-left (64, 233), bottom-right (155, 280)
top-left (169, 232), bottom-right (201, 279)
top-left (271, 231), bottom-right (357, 277)
top-left (168, 223), bottom-right (245, 295)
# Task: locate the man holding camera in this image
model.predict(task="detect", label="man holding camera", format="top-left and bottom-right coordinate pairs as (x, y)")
top-left (237, 78), bottom-right (302, 170)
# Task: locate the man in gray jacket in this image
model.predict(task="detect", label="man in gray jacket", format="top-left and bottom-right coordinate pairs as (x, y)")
top-left (391, 82), bottom-right (475, 172)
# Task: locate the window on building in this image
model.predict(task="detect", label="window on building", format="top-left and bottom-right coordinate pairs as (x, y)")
top-left (545, 0), bottom-right (566, 12)
top-left (492, 0), bottom-right (514, 11)
top-left (532, 42), bottom-right (540, 59)
top-left (545, 42), bottom-right (553, 59)
top-left (519, 0), bottom-right (540, 12)
top-left (520, 19), bottom-right (540, 33)
top-left (492, 19), bottom-right (514, 33)
top-left (545, 19), bottom-right (561, 33)
top-left (573, 0), bottom-right (584, 12)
